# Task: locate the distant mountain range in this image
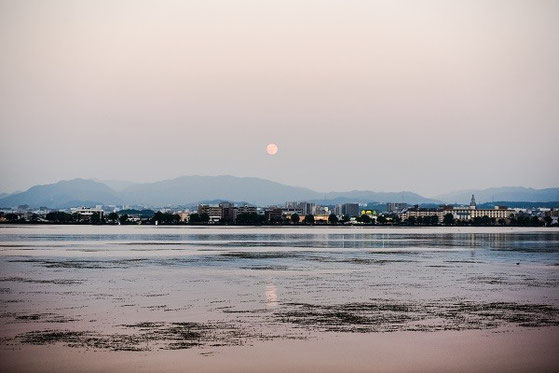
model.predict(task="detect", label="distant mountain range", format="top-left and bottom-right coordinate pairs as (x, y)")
top-left (0, 179), bottom-right (122, 209)
top-left (0, 176), bottom-right (436, 208)
top-left (0, 176), bottom-right (557, 209)
top-left (433, 187), bottom-right (559, 204)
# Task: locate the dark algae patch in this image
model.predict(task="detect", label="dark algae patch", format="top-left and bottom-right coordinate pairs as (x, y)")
top-left (219, 251), bottom-right (308, 259)
top-left (18, 330), bottom-right (147, 351)
top-left (274, 299), bottom-right (559, 332)
top-left (7, 258), bottom-right (149, 269)
top-left (15, 321), bottom-right (250, 352)
top-left (240, 265), bottom-right (290, 271)
top-left (308, 257), bottom-right (417, 265)
top-left (0, 277), bottom-right (83, 285)
top-left (11, 313), bottom-right (78, 323)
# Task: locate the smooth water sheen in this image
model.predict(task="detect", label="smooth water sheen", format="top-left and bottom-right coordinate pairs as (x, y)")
top-left (1, 225), bottom-right (558, 372)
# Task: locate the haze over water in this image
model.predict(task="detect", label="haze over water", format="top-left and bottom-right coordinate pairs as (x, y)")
top-left (1, 225), bottom-right (558, 372)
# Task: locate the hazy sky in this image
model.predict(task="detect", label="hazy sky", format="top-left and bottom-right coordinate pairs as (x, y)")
top-left (1, 0), bottom-right (558, 196)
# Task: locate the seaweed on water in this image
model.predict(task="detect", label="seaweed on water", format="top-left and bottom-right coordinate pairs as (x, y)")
top-left (240, 265), bottom-right (289, 271)
top-left (15, 321), bottom-right (250, 352)
top-left (1, 311), bottom-right (78, 324)
top-left (305, 257), bottom-right (417, 265)
top-left (274, 299), bottom-right (559, 333)
top-left (219, 251), bottom-right (306, 259)
top-left (0, 277), bottom-right (83, 285)
top-left (7, 258), bottom-right (149, 269)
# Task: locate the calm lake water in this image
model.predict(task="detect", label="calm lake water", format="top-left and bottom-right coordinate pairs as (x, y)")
top-left (1, 225), bottom-right (558, 372)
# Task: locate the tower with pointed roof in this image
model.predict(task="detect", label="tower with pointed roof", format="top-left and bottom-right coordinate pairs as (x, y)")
top-left (469, 194), bottom-right (477, 210)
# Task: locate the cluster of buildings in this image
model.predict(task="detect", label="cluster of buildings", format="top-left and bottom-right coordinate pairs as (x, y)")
top-left (189, 196), bottom-right (557, 225)
top-left (1, 195), bottom-right (558, 226)
top-left (189, 195), bottom-right (558, 225)
top-left (198, 202), bottom-right (257, 223)
top-left (196, 202), bottom-right (361, 224)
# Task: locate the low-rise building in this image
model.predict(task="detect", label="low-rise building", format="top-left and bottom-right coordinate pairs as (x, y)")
top-left (449, 196), bottom-right (514, 221)
top-left (313, 214), bottom-right (330, 223)
top-left (264, 208), bottom-right (283, 222)
top-left (197, 204), bottom-right (223, 223)
top-left (400, 206), bottom-right (443, 222)
top-left (70, 206), bottom-right (104, 220)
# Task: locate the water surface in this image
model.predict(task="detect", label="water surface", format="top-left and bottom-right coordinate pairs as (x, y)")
top-left (1, 225), bottom-right (558, 372)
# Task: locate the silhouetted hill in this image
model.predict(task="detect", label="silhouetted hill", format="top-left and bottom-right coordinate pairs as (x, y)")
top-left (0, 179), bottom-right (122, 208)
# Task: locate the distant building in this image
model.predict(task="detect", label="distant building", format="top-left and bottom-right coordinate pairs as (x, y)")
top-left (545, 209), bottom-right (559, 225)
top-left (197, 204), bottom-right (222, 222)
top-left (236, 205), bottom-right (257, 216)
top-left (197, 203), bottom-right (260, 223)
top-left (447, 195), bottom-right (514, 221)
top-left (264, 208), bottom-right (283, 222)
top-left (458, 205), bottom-right (514, 221)
top-left (70, 206), bottom-right (104, 220)
top-left (469, 194), bottom-right (477, 210)
top-left (386, 203), bottom-right (409, 213)
top-left (315, 206), bottom-right (330, 215)
top-left (399, 195), bottom-right (515, 222)
top-left (342, 203), bottom-right (360, 217)
top-left (219, 202), bottom-right (235, 222)
top-left (313, 214), bottom-right (330, 223)
top-left (399, 206), bottom-right (442, 222)
top-left (334, 204), bottom-right (343, 216)
top-left (282, 207), bottom-right (303, 216)
top-left (285, 202), bottom-right (316, 215)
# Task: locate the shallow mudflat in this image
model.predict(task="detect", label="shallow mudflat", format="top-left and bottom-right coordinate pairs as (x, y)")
top-left (1, 225), bottom-right (558, 372)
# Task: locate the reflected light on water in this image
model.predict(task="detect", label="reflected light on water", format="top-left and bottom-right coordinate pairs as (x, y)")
top-left (265, 285), bottom-right (278, 308)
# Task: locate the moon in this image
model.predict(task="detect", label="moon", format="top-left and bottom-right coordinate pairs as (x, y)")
top-left (266, 143), bottom-right (279, 155)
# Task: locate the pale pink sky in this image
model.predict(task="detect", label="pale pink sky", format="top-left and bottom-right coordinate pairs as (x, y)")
top-left (1, 0), bottom-right (558, 195)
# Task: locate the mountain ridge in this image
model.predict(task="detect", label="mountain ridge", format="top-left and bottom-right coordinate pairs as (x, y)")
top-left (0, 179), bottom-right (122, 209)
top-left (0, 177), bottom-right (557, 209)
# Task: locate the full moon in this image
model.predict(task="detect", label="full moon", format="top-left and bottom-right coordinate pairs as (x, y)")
top-left (266, 143), bottom-right (279, 155)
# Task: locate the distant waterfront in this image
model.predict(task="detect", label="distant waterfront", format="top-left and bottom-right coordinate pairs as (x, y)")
top-left (2, 193), bottom-right (558, 228)
top-left (1, 225), bottom-right (558, 372)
